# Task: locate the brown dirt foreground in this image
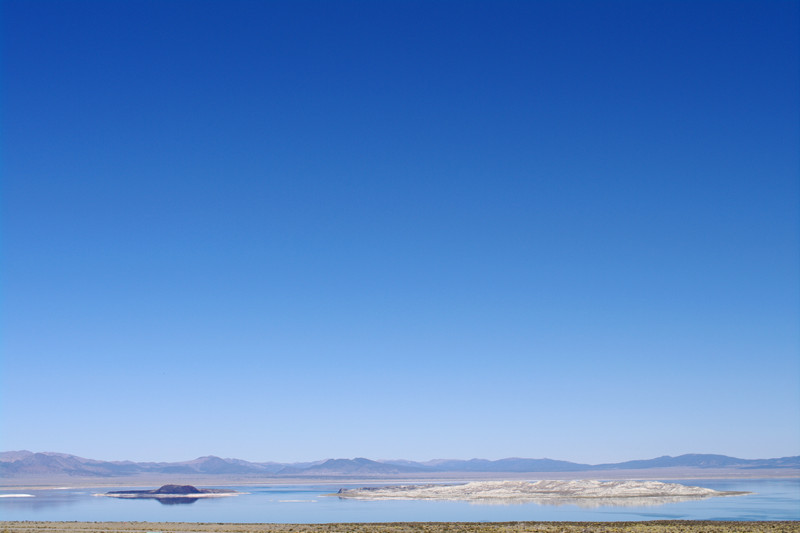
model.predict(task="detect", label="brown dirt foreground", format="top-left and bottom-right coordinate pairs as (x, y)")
top-left (1, 522), bottom-right (798, 533)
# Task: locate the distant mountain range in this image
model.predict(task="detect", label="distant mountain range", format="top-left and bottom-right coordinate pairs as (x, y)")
top-left (1, 451), bottom-right (798, 478)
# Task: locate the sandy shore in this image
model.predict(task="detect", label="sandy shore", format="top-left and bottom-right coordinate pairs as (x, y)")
top-left (1, 522), bottom-right (799, 533)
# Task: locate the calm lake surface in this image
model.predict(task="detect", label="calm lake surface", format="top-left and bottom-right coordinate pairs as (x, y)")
top-left (1, 479), bottom-right (798, 523)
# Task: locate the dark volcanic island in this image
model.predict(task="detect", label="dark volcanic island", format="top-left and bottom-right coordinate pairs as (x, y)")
top-left (103, 485), bottom-right (239, 504)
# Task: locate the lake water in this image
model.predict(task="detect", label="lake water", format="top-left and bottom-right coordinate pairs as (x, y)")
top-left (1, 479), bottom-right (798, 523)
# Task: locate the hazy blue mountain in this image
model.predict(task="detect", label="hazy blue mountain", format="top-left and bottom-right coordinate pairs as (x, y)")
top-left (278, 457), bottom-right (430, 475)
top-left (423, 457), bottom-right (591, 472)
top-left (593, 454), bottom-right (800, 470)
top-left (0, 452), bottom-right (142, 477)
top-left (177, 455), bottom-right (272, 474)
top-left (739, 456), bottom-right (800, 469)
top-left (0, 452), bottom-right (291, 477)
top-left (1, 451), bottom-right (797, 477)
top-left (0, 451), bottom-right (36, 462)
top-left (380, 459), bottom-right (437, 470)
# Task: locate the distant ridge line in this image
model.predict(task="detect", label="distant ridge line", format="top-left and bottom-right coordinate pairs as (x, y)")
top-left (1, 451), bottom-right (798, 478)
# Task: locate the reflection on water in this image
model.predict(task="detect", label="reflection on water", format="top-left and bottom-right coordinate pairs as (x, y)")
top-left (0, 490), bottom-right (97, 513)
top-left (155, 498), bottom-right (199, 505)
top-left (0, 480), bottom-right (797, 522)
top-left (458, 495), bottom-right (731, 508)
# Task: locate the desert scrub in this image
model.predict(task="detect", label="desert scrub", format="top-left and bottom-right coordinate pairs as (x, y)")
top-left (1, 522), bottom-right (799, 533)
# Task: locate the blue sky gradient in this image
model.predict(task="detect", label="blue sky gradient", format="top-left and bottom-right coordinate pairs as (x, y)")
top-left (2, 0), bottom-right (799, 463)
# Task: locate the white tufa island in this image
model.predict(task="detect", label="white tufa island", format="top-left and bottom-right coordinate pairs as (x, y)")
top-left (332, 480), bottom-right (749, 507)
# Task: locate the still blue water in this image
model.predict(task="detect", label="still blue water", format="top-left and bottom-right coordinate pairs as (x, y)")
top-left (1, 479), bottom-right (798, 523)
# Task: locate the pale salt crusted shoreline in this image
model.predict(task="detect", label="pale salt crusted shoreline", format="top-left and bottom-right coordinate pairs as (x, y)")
top-left (332, 480), bottom-right (749, 503)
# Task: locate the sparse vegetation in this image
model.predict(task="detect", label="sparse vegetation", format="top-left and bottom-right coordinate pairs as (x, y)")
top-left (0, 522), bottom-right (798, 533)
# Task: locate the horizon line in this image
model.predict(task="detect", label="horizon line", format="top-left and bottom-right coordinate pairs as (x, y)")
top-left (4, 450), bottom-right (798, 465)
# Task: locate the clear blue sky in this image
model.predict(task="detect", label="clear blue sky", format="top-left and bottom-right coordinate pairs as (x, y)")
top-left (1, 0), bottom-right (798, 464)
